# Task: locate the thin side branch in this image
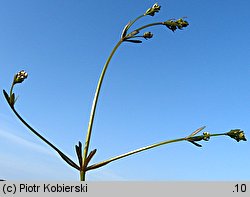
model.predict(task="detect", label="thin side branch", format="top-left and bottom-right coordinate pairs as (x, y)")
top-left (3, 90), bottom-right (80, 171)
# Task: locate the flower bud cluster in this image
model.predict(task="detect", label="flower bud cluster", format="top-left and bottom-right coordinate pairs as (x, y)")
top-left (163, 18), bottom-right (189, 32)
top-left (227, 129), bottom-right (247, 142)
top-left (14, 70), bottom-right (28, 84)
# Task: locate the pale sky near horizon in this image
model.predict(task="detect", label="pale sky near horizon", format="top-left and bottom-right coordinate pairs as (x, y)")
top-left (0, 0), bottom-right (249, 180)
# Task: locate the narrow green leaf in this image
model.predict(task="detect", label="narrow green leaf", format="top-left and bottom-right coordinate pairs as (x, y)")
top-left (75, 141), bottom-right (83, 167)
top-left (188, 140), bottom-right (202, 147)
top-left (121, 21), bottom-right (131, 39)
top-left (187, 126), bottom-right (206, 138)
top-left (3, 90), bottom-right (10, 102)
top-left (85, 149), bottom-right (97, 167)
top-left (124, 39), bottom-right (142, 43)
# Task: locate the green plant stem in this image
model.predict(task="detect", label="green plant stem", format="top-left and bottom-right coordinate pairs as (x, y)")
top-left (81, 21), bottom-right (186, 180)
top-left (9, 78), bottom-right (15, 96)
top-left (132, 22), bottom-right (163, 33)
top-left (80, 170), bottom-right (84, 181)
top-left (125, 22), bottom-right (163, 40)
top-left (4, 96), bottom-right (80, 171)
top-left (81, 39), bottom-right (124, 181)
top-left (9, 84), bottom-right (14, 96)
top-left (86, 137), bottom-right (186, 171)
top-left (127, 14), bottom-right (145, 30)
top-left (80, 19), bottom-right (184, 181)
top-left (209, 133), bottom-right (227, 137)
top-left (86, 132), bottom-right (229, 171)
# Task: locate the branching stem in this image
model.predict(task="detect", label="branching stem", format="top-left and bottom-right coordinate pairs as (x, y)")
top-left (3, 94), bottom-right (80, 171)
top-left (86, 132), bottom-right (229, 171)
top-left (81, 39), bottom-right (123, 181)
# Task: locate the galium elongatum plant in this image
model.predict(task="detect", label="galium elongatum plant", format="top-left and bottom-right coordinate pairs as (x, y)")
top-left (3, 3), bottom-right (247, 181)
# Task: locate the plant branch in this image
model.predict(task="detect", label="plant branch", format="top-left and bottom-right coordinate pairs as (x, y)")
top-left (127, 14), bottom-right (145, 30)
top-left (134, 22), bottom-right (163, 32)
top-left (86, 130), bottom-right (240, 171)
top-left (81, 19), bottom-right (189, 180)
top-left (81, 39), bottom-right (124, 180)
top-left (86, 136), bottom-right (186, 171)
top-left (125, 22), bottom-right (163, 39)
top-left (3, 90), bottom-right (80, 171)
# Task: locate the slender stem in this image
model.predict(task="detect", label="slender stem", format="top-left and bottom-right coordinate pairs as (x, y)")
top-left (126, 22), bottom-right (163, 39)
top-left (9, 75), bottom-right (16, 96)
top-left (81, 39), bottom-right (124, 180)
top-left (86, 132), bottom-right (229, 171)
top-left (10, 83), bottom-right (14, 96)
top-left (4, 98), bottom-right (80, 171)
top-left (127, 14), bottom-right (145, 30)
top-left (80, 170), bottom-right (84, 181)
top-left (134, 22), bottom-right (163, 32)
top-left (81, 21), bottom-right (184, 179)
top-left (86, 137), bottom-right (186, 171)
top-left (125, 22), bottom-right (163, 40)
top-left (209, 133), bottom-right (227, 137)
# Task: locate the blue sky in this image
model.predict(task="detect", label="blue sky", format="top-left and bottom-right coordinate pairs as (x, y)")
top-left (0, 0), bottom-right (249, 181)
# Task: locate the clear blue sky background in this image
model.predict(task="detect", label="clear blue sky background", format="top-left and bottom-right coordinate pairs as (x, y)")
top-left (0, 0), bottom-right (249, 181)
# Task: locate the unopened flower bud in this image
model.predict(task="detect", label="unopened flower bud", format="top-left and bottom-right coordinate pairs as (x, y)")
top-left (145, 3), bottom-right (161, 16)
top-left (143, 32), bottom-right (153, 39)
top-left (163, 20), bottom-right (177, 32)
top-left (14, 70), bottom-right (28, 84)
top-left (203, 132), bottom-right (210, 141)
top-left (227, 129), bottom-right (247, 142)
top-left (175, 18), bottom-right (189, 29)
top-left (163, 18), bottom-right (189, 32)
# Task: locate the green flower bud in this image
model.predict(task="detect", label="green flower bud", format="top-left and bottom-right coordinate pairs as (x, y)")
top-left (143, 32), bottom-right (153, 39)
top-left (163, 20), bottom-right (177, 32)
top-left (175, 18), bottom-right (189, 29)
top-left (203, 132), bottom-right (210, 141)
top-left (145, 3), bottom-right (161, 16)
top-left (14, 70), bottom-right (28, 84)
top-left (163, 18), bottom-right (189, 32)
top-left (227, 129), bottom-right (247, 142)
top-left (186, 131), bottom-right (210, 147)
